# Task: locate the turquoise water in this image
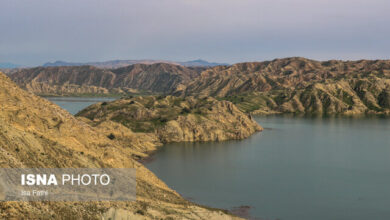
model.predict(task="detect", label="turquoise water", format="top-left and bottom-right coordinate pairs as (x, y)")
top-left (45, 97), bottom-right (116, 115)
top-left (145, 116), bottom-right (390, 220)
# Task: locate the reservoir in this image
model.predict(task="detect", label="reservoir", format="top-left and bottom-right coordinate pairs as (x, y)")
top-left (47, 97), bottom-right (390, 220)
top-left (145, 115), bottom-right (390, 220)
top-left (45, 97), bottom-right (116, 115)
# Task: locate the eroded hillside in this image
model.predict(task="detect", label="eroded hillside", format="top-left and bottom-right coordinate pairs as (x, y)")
top-left (176, 57), bottom-right (390, 115)
top-left (0, 72), bottom-right (240, 219)
top-left (11, 57), bottom-right (390, 115)
top-left (10, 63), bottom-right (204, 96)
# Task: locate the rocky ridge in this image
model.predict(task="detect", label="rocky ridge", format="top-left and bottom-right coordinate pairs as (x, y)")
top-left (176, 57), bottom-right (390, 115)
top-left (10, 63), bottom-right (204, 96)
top-left (10, 57), bottom-right (389, 115)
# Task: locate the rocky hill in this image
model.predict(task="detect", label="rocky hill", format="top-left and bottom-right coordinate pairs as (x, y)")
top-left (110, 63), bottom-right (203, 94)
top-left (0, 72), bottom-right (239, 219)
top-left (176, 57), bottom-right (390, 115)
top-left (77, 96), bottom-right (262, 143)
top-left (10, 63), bottom-right (204, 96)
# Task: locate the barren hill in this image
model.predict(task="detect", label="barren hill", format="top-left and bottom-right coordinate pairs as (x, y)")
top-left (0, 72), bottom-right (239, 219)
top-left (10, 63), bottom-right (204, 96)
top-left (176, 57), bottom-right (390, 115)
top-left (110, 63), bottom-right (203, 93)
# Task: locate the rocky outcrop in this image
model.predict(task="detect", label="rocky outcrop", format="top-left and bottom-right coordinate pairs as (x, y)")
top-left (10, 63), bottom-right (203, 96)
top-left (0, 72), bottom-right (240, 219)
top-left (176, 57), bottom-right (390, 115)
top-left (77, 96), bottom-right (262, 143)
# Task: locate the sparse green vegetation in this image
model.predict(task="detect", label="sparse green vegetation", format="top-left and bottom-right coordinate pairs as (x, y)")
top-left (77, 96), bottom-right (224, 133)
top-left (176, 58), bottom-right (390, 115)
top-left (76, 95), bottom-right (262, 143)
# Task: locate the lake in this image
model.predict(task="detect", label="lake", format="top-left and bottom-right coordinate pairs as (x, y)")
top-left (145, 116), bottom-right (390, 220)
top-left (45, 97), bottom-right (117, 115)
top-left (47, 97), bottom-right (390, 220)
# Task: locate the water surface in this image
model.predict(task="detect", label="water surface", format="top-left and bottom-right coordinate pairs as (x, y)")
top-left (145, 116), bottom-right (390, 220)
top-left (45, 98), bottom-right (390, 219)
top-left (45, 96), bottom-right (116, 115)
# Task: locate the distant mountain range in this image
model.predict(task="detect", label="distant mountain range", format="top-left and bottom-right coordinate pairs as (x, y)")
top-left (0, 62), bottom-right (20, 68)
top-left (43, 59), bottom-right (228, 68)
top-left (178, 59), bottom-right (229, 67)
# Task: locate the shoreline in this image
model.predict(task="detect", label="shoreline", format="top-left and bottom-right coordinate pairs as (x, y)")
top-left (44, 95), bottom-right (390, 117)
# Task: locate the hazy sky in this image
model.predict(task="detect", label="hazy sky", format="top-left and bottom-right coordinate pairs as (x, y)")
top-left (1, 0), bottom-right (389, 66)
